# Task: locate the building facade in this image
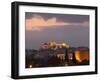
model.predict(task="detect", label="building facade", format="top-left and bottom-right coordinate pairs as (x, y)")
top-left (40, 41), bottom-right (69, 50)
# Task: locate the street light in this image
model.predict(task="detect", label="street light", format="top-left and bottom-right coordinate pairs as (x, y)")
top-left (29, 64), bottom-right (32, 68)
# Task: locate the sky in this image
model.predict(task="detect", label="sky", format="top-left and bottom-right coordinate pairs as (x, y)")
top-left (25, 12), bottom-right (89, 49)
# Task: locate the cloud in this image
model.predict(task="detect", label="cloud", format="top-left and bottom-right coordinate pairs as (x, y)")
top-left (70, 21), bottom-right (89, 27)
top-left (25, 15), bottom-right (89, 31)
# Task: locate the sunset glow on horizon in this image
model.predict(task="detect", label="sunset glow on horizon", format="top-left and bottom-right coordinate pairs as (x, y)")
top-left (25, 14), bottom-right (89, 31)
top-left (25, 12), bottom-right (89, 49)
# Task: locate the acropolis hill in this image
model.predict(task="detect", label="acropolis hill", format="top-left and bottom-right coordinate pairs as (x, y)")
top-left (40, 41), bottom-right (69, 50)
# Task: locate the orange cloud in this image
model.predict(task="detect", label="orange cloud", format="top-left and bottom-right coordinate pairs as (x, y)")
top-left (25, 15), bottom-right (89, 31)
top-left (25, 15), bottom-right (69, 31)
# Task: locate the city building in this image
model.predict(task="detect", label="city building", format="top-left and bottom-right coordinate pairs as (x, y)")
top-left (54, 50), bottom-right (66, 61)
top-left (75, 47), bottom-right (89, 63)
top-left (40, 41), bottom-right (69, 50)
